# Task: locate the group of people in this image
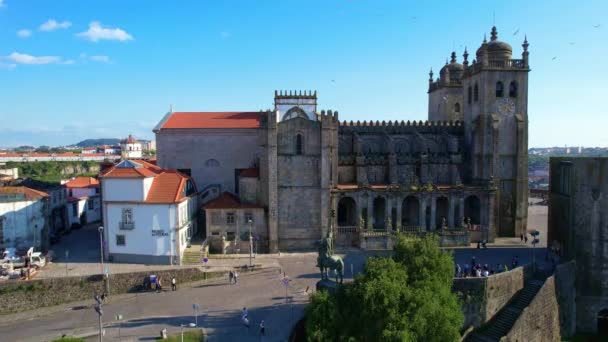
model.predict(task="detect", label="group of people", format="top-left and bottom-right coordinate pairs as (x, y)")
top-left (142, 276), bottom-right (178, 292)
top-left (455, 256), bottom-right (520, 278)
top-left (241, 307), bottom-right (265, 336)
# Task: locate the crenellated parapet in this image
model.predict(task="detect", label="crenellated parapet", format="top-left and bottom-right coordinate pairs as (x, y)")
top-left (318, 109), bottom-right (340, 126)
top-left (339, 120), bottom-right (464, 134)
top-left (274, 90), bottom-right (317, 99)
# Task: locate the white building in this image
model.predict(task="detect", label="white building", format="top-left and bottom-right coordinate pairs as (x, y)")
top-left (64, 177), bottom-right (101, 228)
top-left (120, 135), bottom-right (143, 159)
top-left (100, 159), bottom-right (199, 264)
top-left (0, 186), bottom-right (49, 251)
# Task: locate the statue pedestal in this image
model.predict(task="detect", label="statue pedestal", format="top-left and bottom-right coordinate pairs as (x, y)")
top-left (316, 279), bottom-right (339, 294)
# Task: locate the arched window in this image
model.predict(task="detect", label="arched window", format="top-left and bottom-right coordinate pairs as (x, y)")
top-left (454, 103), bottom-right (461, 113)
top-left (467, 87), bottom-right (472, 104)
top-left (205, 159), bottom-right (220, 167)
top-left (509, 81), bottom-right (518, 97)
top-left (296, 134), bottom-right (303, 155)
top-left (496, 81), bottom-right (504, 97)
top-left (474, 83), bottom-right (479, 102)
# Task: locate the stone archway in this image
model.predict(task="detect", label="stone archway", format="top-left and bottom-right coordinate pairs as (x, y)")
top-left (436, 197), bottom-right (449, 229)
top-left (464, 195), bottom-right (481, 225)
top-left (373, 197), bottom-right (386, 230)
top-left (337, 197), bottom-right (357, 227)
top-left (402, 196), bottom-right (420, 227)
top-left (598, 309), bottom-right (608, 336)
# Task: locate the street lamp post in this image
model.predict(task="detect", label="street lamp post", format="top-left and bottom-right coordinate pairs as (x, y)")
top-left (248, 218), bottom-right (253, 267)
top-left (98, 226), bottom-right (104, 275)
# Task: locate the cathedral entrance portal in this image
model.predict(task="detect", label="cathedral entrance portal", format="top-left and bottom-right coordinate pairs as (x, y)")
top-left (402, 196), bottom-right (420, 227)
top-left (373, 197), bottom-right (386, 230)
top-left (465, 195), bottom-right (481, 226)
top-left (436, 197), bottom-right (449, 229)
top-left (337, 197), bottom-right (357, 227)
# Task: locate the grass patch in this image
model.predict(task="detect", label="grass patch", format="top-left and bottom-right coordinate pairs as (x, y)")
top-left (51, 337), bottom-right (86, 342)
top-left (157, 329), bottom-right (204, 341)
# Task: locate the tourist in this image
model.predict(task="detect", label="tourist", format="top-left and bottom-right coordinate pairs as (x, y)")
top-left (242, 315), bottom-right (250, 329)
top-left (463, 264), bottom-right (470, 278)
top-left (455, 264), bottom-right (462, 277)
top-left (157, 277), bottom-right (162, 292)
top-left (242, 307), bottom-right (248, 319)
top-left (259, 320), bottom-right (265, 336)
top-left (520, 233), bottom-right (524, 242)
top-left (171, 277), bottom-right (177, 291)
top-left (234, 270), bottom-right (238, 284)
top-left (229, 270), bottom-right (234, 284)
top-left (496, 263), bottom-right (502, 273)
top-left (503, 264), bottom-right (509, 272)
top-left (524, 235), bottom-right (528, 244)
top-left (475, 268), bottom-right (482, 277)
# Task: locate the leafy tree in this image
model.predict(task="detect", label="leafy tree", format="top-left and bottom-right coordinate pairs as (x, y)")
top-left (305, 235), bottom-right (463, 342)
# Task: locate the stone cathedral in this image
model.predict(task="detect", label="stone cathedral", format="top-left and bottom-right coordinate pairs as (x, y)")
top-left (154, 26), bottom-right (529, 252)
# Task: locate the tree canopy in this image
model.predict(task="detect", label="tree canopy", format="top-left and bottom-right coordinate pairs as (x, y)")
top-left (305, 235), bottom-right (463, 342)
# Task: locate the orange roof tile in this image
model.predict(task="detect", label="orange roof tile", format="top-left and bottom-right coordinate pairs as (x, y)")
top-left (100, 159), bottom-right (162, 178)
top-left (65, 177), bottom-right (100, 188)
top-left (204, 192), bottom-right (261, 209)
top-left (161, 112), bottom-right (260, 129)
top-left (239, 168), bottom-right (259, 178)
top-left (0, 186), bottom-right (48, 199)
top-left (145, 171), bottom-right (191, 203)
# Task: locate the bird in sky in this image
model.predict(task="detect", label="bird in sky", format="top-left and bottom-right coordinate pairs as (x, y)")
top-left (513, 29), bottom-right (519, 36)
top-left (331, 80), bottom-right (335, 83)
top-left (592, 24), bottom-right (601, 28)
top-left (552, 57), bottom-right (557, 61)
top-left (568, 42), bottom-right (575, 45)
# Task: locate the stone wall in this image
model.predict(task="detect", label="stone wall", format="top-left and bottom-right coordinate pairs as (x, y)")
top-left (452, 266), bottom-right (525, 329)
top-left (503, 276), bottom-right (561, 342)
top-left (554, 261), bottom-right (576, 338)
top-left (0, 268), bottom-right (217, 315)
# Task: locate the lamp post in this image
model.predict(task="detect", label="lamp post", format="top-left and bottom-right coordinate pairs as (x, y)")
top-left (98, 226), bottom-right (104, 275)
top-left (248, 218), bottom-right (253, 267)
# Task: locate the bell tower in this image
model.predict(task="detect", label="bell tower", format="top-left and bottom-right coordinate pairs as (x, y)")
top-left (461, 26), bottom-right (530, 237)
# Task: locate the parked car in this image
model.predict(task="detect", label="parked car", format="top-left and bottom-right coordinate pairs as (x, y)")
top-left (0, 252), bottom-right (46, 270)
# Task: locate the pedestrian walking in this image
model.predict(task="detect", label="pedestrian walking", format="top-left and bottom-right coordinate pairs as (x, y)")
top-left (259, 320), bottom-right (265, 336)
top-left (242, 307), bottom-right (248, 318)
top-left (234, 270), bottom-right (238, 284)
top-left (171, 277), bottom-right (176, 291)
top-left (229, 270), bottom-right (234, 285)
top-left (520, 233), bottom-right (524, 242)
top-left (524, 235), bottom-right (528, 243)
top-left (455, 264), bottom-right (462, 278)
top-left (157, 276), bottom-right (162, 292)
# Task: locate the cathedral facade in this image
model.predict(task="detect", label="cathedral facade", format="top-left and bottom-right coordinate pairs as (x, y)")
top-left (154, 26), bottom-right (529, 252)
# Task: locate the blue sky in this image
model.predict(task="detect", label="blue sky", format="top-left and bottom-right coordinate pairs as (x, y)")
top-left (0, 0), bottom-right (606, 147)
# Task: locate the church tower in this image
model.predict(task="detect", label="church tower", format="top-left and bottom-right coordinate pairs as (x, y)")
top-left (461, 26), bottom-right (530, 237)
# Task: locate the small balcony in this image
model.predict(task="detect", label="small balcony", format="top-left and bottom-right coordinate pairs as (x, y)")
top-left (119, 221), bottom-right (135, 230)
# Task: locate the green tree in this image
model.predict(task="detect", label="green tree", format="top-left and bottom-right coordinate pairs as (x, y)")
top-left (305, 235), bottom-right (463, 342)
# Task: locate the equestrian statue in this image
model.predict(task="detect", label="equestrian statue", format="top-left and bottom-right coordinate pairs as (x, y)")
top-left (317, 229), bottom-right (344, 284)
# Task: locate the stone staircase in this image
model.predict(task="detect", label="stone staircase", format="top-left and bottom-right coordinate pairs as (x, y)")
top-left (466, 276), bottom-right (547, 342)
top-left (181, 238), bottom-right (208, 265)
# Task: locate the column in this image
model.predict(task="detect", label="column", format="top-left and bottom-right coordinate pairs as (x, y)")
top-left (459, 197), bottom-right (465, 227)
top-left (355, 195), bottom-right (361, 230)
top-left (419, 196), bottom-right (427, 231)
top-left (385, 195), bottom-right (391, 232)
top-left (366, 194), bottom-right (373, 230)
top-left (396, 197), bottom-right (403, 232)
top-left (430, 195), bottom-right (437, 231)
top-left (448, 195), bottom-right (455, 229)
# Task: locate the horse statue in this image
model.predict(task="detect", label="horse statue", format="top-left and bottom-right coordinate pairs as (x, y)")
top-left (317, 230), bottom-right (344, 284)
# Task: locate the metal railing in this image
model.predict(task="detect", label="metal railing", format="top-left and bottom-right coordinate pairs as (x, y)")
top-left (119, 221), bottom-right (135, 230)
top-left (336, 226), bottom-right (359, 234)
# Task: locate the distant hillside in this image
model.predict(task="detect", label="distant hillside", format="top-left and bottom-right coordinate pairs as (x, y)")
top-left (74, 138), bottom-right (121, 147)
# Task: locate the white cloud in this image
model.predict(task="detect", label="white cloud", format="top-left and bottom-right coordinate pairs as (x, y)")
top-left (40, 19), bottom-right (72, 32)
top-left (5, 52), bottom-right (62, 65)
top-left (90, 55), bottom-right (110, 63)
top-left (76, 21), bottom-right (133, 42)
top-left (62, 60), bottom-right (75, 65)
top-left (17, 29), bottom-right (32, 38)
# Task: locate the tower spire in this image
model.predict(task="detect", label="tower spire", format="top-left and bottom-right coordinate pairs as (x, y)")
top-left (450, 51), bottom-right (457, 63)
top-left (463, 47), bottom-right (469, 66)
top-left (429, 68), bottom-right (434, 84)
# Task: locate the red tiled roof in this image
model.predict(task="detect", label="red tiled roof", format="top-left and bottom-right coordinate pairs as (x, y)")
top-left (239, 168), bottom-right (259, 178)
top-left (65, 177), bottom-right (100, 188)
top-left (161, 112), bottom-right (260, 129)
top-left (145, 171), bottom-right (192, 203)
top-left (0, 186), bottom-right (48, 199)
top-left (100, 159), bottom-right (163, 178)
top-left (203, 192), bottom-right (261, 209)
top-left (121, 134), bottom-right (139, 144)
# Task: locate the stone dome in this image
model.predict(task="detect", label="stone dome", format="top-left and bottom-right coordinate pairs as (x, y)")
top-left (476, 26), bottom-right (513, 60)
